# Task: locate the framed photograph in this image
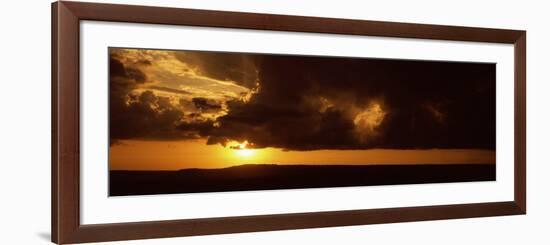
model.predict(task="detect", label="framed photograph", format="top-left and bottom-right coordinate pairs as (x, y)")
top-left (52, 1), bottom-right (526, 244)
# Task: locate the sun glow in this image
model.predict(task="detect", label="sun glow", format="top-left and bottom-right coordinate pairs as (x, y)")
top-left (236, 148), bottom-right (255, 157)
top-left (231, 141), bottom-right (257, 158)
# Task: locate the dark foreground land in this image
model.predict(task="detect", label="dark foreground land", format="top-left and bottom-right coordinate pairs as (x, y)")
top-left (110, 163), bottom-right (495, 196)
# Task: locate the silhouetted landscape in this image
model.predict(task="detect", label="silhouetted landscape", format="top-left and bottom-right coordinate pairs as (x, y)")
top-left (109, 163), bottom-right (495, 196)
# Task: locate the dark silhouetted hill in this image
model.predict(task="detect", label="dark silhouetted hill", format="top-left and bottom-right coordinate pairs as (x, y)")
top-left (109, 163), bottom-right (495, 196)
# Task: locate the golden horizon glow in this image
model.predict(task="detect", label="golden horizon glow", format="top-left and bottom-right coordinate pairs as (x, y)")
top-left (109, 139), bottom-right (496, 171)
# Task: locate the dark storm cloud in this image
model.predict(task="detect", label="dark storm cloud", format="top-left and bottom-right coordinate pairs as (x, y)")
top-left (109, 55), bottom-right (147, 104)
top-left (110, 90), bottom-right (192, 140)
top-left (110, 56), bottom-right (147, 84)
top-left (205, 55), bottom-right (496, 150)
top-left (192, 97), bottom-right (223, 112)
top-left (174, 51), bottom-right (259, 88)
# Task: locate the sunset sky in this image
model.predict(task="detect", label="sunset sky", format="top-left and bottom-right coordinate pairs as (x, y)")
top-left (109, 48), bottom-right (496, 170)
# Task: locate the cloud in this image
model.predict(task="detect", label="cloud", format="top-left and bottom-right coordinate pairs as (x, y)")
top-left (109, 53), bottom-right (215, 143)
top-left (110, 48), bottom-right (496, 151)
top-left (174, 51), bottom-right (259, 89)
top-left (205, 55), bottom-right (496, 150)
top-left (192, 97), bottom-right (223, 113)
top-left (146, 85), bottom-right (192, 95)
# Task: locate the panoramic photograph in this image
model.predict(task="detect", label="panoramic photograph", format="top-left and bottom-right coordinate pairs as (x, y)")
top-left (108, 47), bottom-right (496, 196)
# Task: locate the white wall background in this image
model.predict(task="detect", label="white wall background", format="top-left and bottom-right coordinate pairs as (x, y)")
top-left (0, 0), bottom-right (548, 244)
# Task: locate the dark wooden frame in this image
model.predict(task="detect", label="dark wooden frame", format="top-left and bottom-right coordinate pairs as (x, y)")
top-left (52, 1), bottom-right (526, 244)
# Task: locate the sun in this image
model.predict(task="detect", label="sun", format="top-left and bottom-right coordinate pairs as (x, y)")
top-left (236, 148), bottom-right (255, 157)
top-left (231, 141), bottom-right (257, 158)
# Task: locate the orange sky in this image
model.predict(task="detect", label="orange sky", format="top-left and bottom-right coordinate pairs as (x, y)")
top-left (110, 139), bottom-right (495, 170)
